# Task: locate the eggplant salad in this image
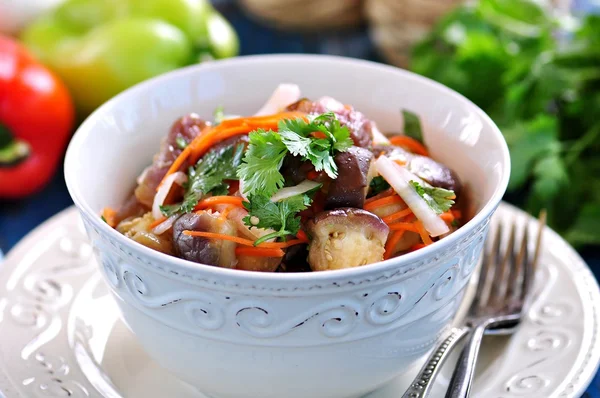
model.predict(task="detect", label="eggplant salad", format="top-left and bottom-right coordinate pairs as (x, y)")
top-left (102, 84), bottom-right (465, 272)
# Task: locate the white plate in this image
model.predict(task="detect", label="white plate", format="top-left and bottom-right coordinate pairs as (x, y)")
top-left (0, 203), bottom-right (599, 398)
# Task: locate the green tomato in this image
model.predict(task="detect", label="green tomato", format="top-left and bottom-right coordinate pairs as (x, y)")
top-left (206, 10), bottom-right (239, 59)
top-left (128, 0), bottom-right (211, 47)
top-left (20, 0), bottom-right (239, 115)
top-left (52, 18), bottom-right (193, 115)
top-left (54, 0), bottom-right (129, 33)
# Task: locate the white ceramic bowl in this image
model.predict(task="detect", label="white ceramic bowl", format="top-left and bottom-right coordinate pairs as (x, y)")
top-left (65, 55), bottom-right (510, 398)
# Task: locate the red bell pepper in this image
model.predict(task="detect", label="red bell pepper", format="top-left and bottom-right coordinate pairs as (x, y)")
top-left (0, 36), bottom-right (74, 198)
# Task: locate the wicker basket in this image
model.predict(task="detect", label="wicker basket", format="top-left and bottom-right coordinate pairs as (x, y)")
top-left (239, 0), bottom-right (364, 31)
top-left (365, 0), bottom-right (462, 67)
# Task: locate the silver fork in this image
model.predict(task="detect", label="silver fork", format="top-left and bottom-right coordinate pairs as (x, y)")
top-left (402, 211), bottom-right (546, 398)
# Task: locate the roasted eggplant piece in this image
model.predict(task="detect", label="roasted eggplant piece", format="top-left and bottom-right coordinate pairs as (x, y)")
top-left (281, 155), bottom-right (314, 185)
top-left (117, 213), bottom-right (173, 254)
top-left (326, 147), bottom-right (375, 210)
top-left (307, 208), bottom-right (389, 271)
top-left (135, 114), bottom-right (208, 207)
top-left (236, 255), bottom-right (282, 272)
top-left (115, 193), bottom-right (150, 226)
top-left (172, 212), bottom-right (237, 268)
top-left (372, 145), bottom-right (462, 196)
top-left (278, 244), bottom-right (311, 273)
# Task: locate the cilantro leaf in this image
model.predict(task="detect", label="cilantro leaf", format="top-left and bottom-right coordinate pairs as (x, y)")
top-left (159, 204), bottom-right (181, 217)
top-left (161, 143), bottom-right (244, 216)
top-left (402, 110), bottom-right (424, 143)
top-left (242, 193), bottom-right (311, 245)
top-left (175, 136), bottom-right (188, 150)
top-left (238, 112), bottom-right (353, 197)
top-left (368, 176), bottom-right (390, 197)
top-left (237, 129), bottom-right (288, 197)
top-left (410, 180), bottom-right (456, 214)
top-left (278, 112), bottom-right (353, 179)
top-left (213, 106), bottom-right (225, 125)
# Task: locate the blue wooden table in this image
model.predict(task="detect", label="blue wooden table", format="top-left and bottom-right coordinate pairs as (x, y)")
top-left (0, 1), bottom-right (599, 396)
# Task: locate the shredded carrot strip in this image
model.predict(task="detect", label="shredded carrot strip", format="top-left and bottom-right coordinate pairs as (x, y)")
top-left (218, 111), bottom-right (306, 129)
top-left (365, 188), bottom-right (395, 204)
top-left (389, 136), bottom-right (429, 156)
top-left (452, 210), bottom-right (462, 219)
top-left (388, 222), bottom-right (419, 233)
top-left (410, 243), bottom-right (427, 251)
top-left (440, 211), bottom-right (455, 223)
top-left (296, 229), bottom-right (309, 243)
top-left (363, 195), bottom-right (404, 211)
top-left (394, 159), bottom-right (407, 166)
top-left (312, 131), bottom-right (327, 139)
top-left (382, 208), bottom-right (413, 224)
top-left (182, 231), bottom-right (304, 248)
top-left (195, 196), bottom-right (245, 210)
top-left (183, 231), bottom-right (255, 246)
top-left (384, 230), bottom-right (405, 260)
top-left (414, 221), bottom-right (433, 245)
top-left (235, 247), bottom-right (285, 258)
top-left (267, 239), bottom-right (305, 249)
top-left (188, 125), bottom-right (250, 165)
top-left (101, 207), bottom-right (118, 228)
top-left (162, 148), bottom-right (190, 184)
top-left (149, 216), bottom-right (167, 229)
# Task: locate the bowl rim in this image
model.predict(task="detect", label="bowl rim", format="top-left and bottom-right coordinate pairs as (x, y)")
top-left (65, 53), bottom-right (510, 284)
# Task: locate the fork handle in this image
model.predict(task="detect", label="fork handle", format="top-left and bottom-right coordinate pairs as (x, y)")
top-left (444, 322), bottom-right (489, 398)
top-left (401, 327), bottom-right (470, 398)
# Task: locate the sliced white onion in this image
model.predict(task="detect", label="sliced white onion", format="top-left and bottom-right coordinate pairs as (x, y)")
top-left (238, 178), bottom-right (248, 201)
top-left (228, 207), bottom-right (277, 241)
top-left (254, 84), bottom-right (301, 116)
top-left (152, 214), bottom-right (178, 235)
top-left (270, 180), bottom-right (321, 202)
top-left (152, 171), bottom-right (187, 219)
top-left (371, 123), bottom-right (391, 145)
top-left (375, 156), bottom-right (449, 237)
top-left (136, 165), bottom-right (151, 185)
top-left (317, 96), bottom-right (345, 112)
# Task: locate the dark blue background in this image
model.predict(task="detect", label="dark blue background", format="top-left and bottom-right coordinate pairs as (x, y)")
top-left (0, 1), bottom-right (599, 396)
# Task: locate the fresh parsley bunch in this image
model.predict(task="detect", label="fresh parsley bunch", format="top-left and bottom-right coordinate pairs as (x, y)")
top-left (411, 0), bottom-right (600, 246)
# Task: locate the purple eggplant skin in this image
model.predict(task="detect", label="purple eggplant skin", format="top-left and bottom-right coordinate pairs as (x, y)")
top-left (172, 212), bottom-right (237, 268)
top-left (326, 147), bottom-right (374, 210)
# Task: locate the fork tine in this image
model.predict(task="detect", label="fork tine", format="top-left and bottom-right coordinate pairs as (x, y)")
top-left (473, 223), bottom-right (503, 312)
top-left (531, 210), bottom-right (547, 276)
top-left (521, 210), bottom-right (547, 302)
top-left (505, 222), bottom-right (522, 302)
top-left (512, 223), bottom-right (529, 304)
top-left (487, 221), bottom-right (515, 307)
